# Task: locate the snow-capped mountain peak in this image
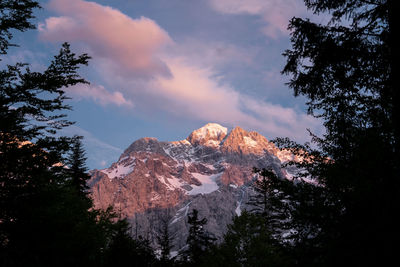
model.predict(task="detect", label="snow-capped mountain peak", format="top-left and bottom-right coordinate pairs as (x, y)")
top-left (187, 123), bottom-right (228, 147)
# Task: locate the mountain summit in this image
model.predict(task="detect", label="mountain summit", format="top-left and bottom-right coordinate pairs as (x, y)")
top-left (187, 123), bottom-right (227, 147)
top-left (186, 123), bottom-right (276, 155)
top-left (89, 123), bottom-right (295, 250)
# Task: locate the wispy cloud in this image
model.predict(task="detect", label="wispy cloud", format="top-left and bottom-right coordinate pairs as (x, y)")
top-left (151, 58), bottom-right (322, 140)
top-left (59, 125), bottom-right (122, 169)
top-left (39, 0), bottom-right (322, 143)
top-left (208, 0), bottom-right (306, 38)
top-left (66, 83), bottom-right (134, 108)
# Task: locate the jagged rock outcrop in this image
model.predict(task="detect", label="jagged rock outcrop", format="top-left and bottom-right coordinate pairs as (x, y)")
top-left (89, 123), bottom-right (296, 251)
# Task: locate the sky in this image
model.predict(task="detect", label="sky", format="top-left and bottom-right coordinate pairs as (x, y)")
top-left (4, 0), bottom-right (326, 169)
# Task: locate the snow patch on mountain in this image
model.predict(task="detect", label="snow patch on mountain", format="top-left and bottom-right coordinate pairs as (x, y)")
top-left (188, 172), bottom-right (222, 195)
top-left (157, 175), bottom-right (186, 191)
top-left (101, 160), bottom-right (135, 179)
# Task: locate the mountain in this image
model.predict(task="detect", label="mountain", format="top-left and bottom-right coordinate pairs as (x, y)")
top-left (88, 123), bottom-right (297, 250)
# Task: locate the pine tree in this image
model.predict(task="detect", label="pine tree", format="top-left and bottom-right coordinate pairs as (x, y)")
top-left (181, 209), bottom-right (216, 265)
top-left (0, 47), bottom-right (91, 265)
top-left (0, 0), bottom-right (40, 55)
top-left (0, 2), bottom-right (112, 266)
top-left (214, 211), bottom-right (292, 267)
top-left (104, 219), bottom-right (157, 267)
top-left (249, 168), bottom-right (290, 231)
top-left (1, 2), bottom-right (163, 266)
top-left (156, 217), bottom-right (176, 266)
top-left (67, 136), bottom-right (91, 196)
top-left (263, 0), bottom-right (400, 265)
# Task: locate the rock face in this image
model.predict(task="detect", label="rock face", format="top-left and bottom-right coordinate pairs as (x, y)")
top-left (89, 123), bottom-right (295, 250)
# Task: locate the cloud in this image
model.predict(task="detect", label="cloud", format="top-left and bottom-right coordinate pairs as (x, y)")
top-left (40, 0), bottom-right (322, 143)
top-left (58, 125), bottom-right (123, 169)
top-left (208, 0), bottom-right (306, 38)
top-left (61, 125), bottom-right (122, 153)
top-left (66, 83), bottom-right (134, 108)
top-left (39, 0), bottom-right (172, 78)
top-left (151, 59), bottom-right (322, 141)
top-left (166, 38), bottom-right (256, 69)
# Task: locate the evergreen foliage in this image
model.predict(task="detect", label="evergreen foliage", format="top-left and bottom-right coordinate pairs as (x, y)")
top-left (0, 0), bottom-right (40, 55)
top-left (248, 168), bottom-right (290, 231)
top-left (67, 135), bottom-right (91, 195)
top-left (180, 209), bottom-right (216, 265)
top-left (156, 216), bottom-right (176, 266)
top-left (260, 0), bottom-right (400, 265)
top-left (104, 219), bottom-right (157, 267)
top-left (213, 211), bottom-right (292, 267)
top-left (0, 2), bottom-right (159, 266)
top-left (212, 1), bottom-right (400, 265)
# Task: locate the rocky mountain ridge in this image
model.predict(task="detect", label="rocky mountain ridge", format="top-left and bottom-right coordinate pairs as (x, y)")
top-left (89, 123), bottom-right (297, 250)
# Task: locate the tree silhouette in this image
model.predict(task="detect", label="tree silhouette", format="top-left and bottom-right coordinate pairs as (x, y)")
top-left (156, 216), bottom-right (176, 266)
top-left (249, 168), bottom-right (289, 230)
top-left (104, 219), bottom-right (157, 267)
top-left (265, 0), bottom-right (400, 265)
top-left (0, 2), bottom-right (122, 266)
top-left (0, 0), bottom-right (40, 55)
top-left (181, 209), bottom-right (216, 265)
top-left (1, 0), bottom-right (92, 258)
top-left (67, 135), bottom-right (91, 196)
top-left (214, 211), bottom-right (292, 267)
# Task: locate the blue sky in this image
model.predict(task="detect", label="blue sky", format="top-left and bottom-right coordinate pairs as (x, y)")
top-left (4, 0), bottom-right (325, 169)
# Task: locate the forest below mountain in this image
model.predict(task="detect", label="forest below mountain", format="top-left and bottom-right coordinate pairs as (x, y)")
top-left (1, 0), bottom-right (399, 266)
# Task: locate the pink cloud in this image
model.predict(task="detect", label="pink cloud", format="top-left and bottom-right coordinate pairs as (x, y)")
top-left (66, 84), bottom-right (133, 108)
top-left (39, 0), bottom-right (172, 78)
top-left (40, 0), bottom-right (322, 142)
top-left (151, 59), bottom-right (322, 141)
